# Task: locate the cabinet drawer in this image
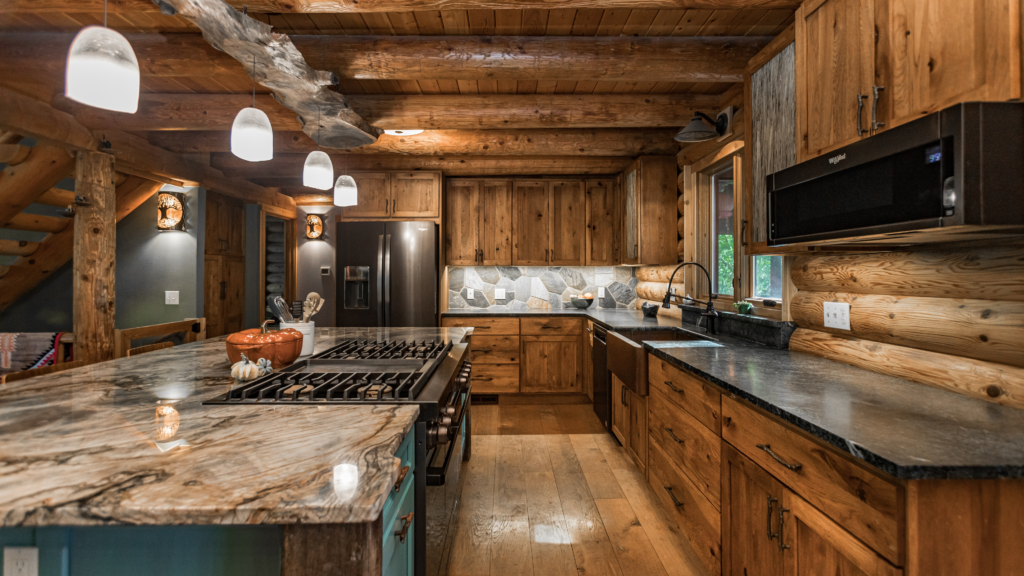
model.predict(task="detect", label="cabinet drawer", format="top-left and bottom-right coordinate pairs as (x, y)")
top-left (649, 353), bottom-right (721, 434)
top-left (382, 464), bottom-right (415, 576)
top-left (649, 441), bottom-right (721, 576)
top-left (722, 396), bottom-right (902, 564)
top-left (521, 317), bottom-right (583, 335)
top-left (648, 387), bottom-right (721, 509)
top-left (470, 335), bottom-right (519, 364)
top-left (471, 364), bottom-right (520, 394)
top-left (441, 316), bottom-right (519, 335)
top-left (382, 432), bottom-right (415, 524)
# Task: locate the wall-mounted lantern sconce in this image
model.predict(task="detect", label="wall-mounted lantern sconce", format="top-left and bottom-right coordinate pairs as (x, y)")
top-left (306, 214), bottom-right (325, 240)
top-left (156, 191), bottom-right (185, 231)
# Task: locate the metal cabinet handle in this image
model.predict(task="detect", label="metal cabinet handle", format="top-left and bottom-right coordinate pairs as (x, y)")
top-left (545, 248), bottom-right (549, 262)
top-left (665, 380), bottom-right (684, 395)
top-left (856, 93), bottom-right (866, 136)
top-left (872, 86), bottom-right (885, 131)
top-left (756, 443), bottom-right (803, 471)
top-left (384, 199), bottom-right (388, 213)
top-left (778, 506), bottom-right (790, 551)
top-left (767, 495), bottom-right (779, 542)
top-left (393, 465), bottom-right (410, 492)
top-left (665, 428), bottom-right (685, 445)
top-left (664, 486), bottom-right (684, 508)
top-left (621, 386), bottom-right (628, 406)
top-left (219, 281), bottom-right (226, 300)
top-left (394, 512), bottom-right (414, 544)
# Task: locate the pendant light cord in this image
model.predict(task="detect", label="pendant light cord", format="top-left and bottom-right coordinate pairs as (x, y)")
top-left (252, 55), bottom-right (256, 109)
top-left (104, 0), bottom-right (107, 27)
top-left (317, 106), bottom-right (321, 151)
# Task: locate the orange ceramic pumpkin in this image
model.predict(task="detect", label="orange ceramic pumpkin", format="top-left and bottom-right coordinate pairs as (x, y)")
top-left (226, 320), bottom-right (303, 369)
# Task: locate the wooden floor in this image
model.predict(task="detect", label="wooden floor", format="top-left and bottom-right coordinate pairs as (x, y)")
top-left (438, 403), bottom-right (708, 576)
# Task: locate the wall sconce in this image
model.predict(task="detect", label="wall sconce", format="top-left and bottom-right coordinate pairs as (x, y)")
top-left (156, 191), bottom-right (185, 231)
top-left (306, 214), bottom-right (325, 240)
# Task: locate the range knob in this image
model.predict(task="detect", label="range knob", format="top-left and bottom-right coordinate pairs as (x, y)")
top-left (440, 416), bottom-right (453, 427)
top-left (441, 406), bottom-right (456, 416)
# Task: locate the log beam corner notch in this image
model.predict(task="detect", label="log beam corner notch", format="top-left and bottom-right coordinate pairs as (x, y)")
top-left (157, 0), bottom-right (380, 149)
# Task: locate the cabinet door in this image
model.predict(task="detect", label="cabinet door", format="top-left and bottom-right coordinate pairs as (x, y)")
top-left (549, 179), bottom-right (586, 266)
top-left (782, 489), bottom-right (902, 576)
top-left (204, 255), bottom-right (224, 338)
top-left (520, 336), bottom-right (580, 393)
top-left (391, 172), bottom-right (439, 218)
top-left (512, 180), bottom-right (550, 265)
top-left (611, 374), bottom-right (630, 446)
top-left (223, 256), bottom-right (245, 335)
top-left (584, 321), bottom-right (594, 400)
top-left (445, 180), bottom-right (480, 266)
top-left (341, 172), bottom-right (390, 219)
top-left (586, 179), bottom-right (619, 265)
top-left (796, 0), bottom-right (875, 161)
top-left (478, 180), bottom-right (513, 266)
top-left (883, 0), bottom-right (1021, 130)
top-left (722, 444), bottom-right (784, 576)
top-left (627, 390), bottom-right (648, 474)
top-left (622, 166), bottom-right (639, 264)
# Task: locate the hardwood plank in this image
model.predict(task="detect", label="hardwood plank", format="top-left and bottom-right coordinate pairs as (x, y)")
top-left (490, 436), bottom-right (533, 576)
top-left (540, 405), bottom-right (564, 435)
top-left (521, 435), bottom-right (577, 576)
top-left (596, 499), bottom-right (670, 576)
top-left (448, 435), bottom-right (497, 576)
top-left (472, 404), bottom-right (500, 436)
top-left (570, 434), bottom-right (625, 500)
top-left (554, 404), bottom-right (608, 434)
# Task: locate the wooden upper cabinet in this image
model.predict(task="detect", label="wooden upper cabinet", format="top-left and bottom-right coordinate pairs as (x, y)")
top-left (722, 444), bottom-right (784, 576)
top-left (621, 157), bottom-right (677, 266)
top-left (391, 172), bottom-right (440, 218)
top-left (445, 179), bottom-right (480, 266)
top-left (881, 0), bottom-right (1022, 130)
top-left (512, 180), bottom-right (551, 266)
top-left (341, 172), bottom-right (390, 219)
top-left (549, 180), bottom-right (586, 266)
top-left (796, 0), bottom-right (876, 161)
top-left (479, 180), bottom-right (513, 266)
top-left (586, 178), bottom-right (619, 265)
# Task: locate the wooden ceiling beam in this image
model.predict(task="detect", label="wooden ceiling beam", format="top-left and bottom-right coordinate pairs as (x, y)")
top-left (0, 0), bottom-right (802, 13)
top-left (212, 153), bottom-right (635, 178)
top-left (58, 93), bottom-right (717, 131)
top-left (0, 144), bottom-right (75, 228)
top-left (0, 32), bottom-right (768, 84)
top-left (147, 129), bottom-right (679, 156)
top-left (156, 0), bottom-right (378, 149)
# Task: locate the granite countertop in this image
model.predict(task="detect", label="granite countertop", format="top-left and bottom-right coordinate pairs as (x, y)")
top-left (0, 327), bottom-right (469, 527)
top-left (442, 308), bottom-right (1024, 479)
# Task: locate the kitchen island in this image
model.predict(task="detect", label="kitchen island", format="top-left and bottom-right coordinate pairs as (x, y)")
top-left (0, 327), bottom-right (469, 576)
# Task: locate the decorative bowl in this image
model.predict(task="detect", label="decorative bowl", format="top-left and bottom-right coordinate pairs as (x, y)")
top-left (226, 320), bottom-right (303, 369)
top-left (641, 302), bottom-right (660, 318)
top-left (569, 297), bottom-right (594, 309)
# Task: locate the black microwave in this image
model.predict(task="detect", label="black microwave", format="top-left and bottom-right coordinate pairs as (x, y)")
top-left (768, 102), bottom-right (1024, 246)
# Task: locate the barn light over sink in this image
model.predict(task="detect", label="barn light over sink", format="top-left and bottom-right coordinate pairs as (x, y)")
top-left (231, 55), bottom-right (273, 162)
top-left (303, 107), bottom-right (334, 190)
top-left (65, 0), bottom-right (140, 113)
top-left (334, 155), bottom-right (357, 207)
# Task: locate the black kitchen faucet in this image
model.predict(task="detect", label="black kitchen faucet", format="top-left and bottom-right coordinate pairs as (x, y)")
top-left (661, 262), bottom-right (719, 335)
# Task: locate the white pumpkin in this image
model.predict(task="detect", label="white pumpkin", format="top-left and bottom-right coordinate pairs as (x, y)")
top-left (231, 353), bottom-right (262, 381)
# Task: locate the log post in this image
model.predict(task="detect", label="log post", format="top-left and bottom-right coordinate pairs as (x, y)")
top-left (73, 151), bottom-right (116, 364)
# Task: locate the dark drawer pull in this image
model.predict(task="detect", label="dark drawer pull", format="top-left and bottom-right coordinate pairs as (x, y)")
top-left (766, 495), bottom-right (779, 542)
top-left (778, 506), bottom-right (791, 551)
top-left (664, 380), bottom-right (684, 395)
top-left (664, 428), bottom-right (685, 445)
top-left (394, 512), bottom-right (414, 544)
top-left (393, 465), bottom-right (410, 492)
top-left (664, 486), bottom-right (684, 509)
top-left (756, 443), bottom-right (803, 471)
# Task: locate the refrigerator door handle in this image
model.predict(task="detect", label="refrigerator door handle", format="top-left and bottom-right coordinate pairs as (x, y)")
top-left (377, 234), bottom-right (384, 327)
top-left (384, 234), bottom-right (392, 327)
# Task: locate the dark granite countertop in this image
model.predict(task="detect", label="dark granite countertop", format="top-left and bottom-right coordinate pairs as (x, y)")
top-left (443, 308), bottom-right (1024, 479)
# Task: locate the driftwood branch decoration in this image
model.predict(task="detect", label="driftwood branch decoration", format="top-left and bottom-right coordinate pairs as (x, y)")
top-left (153, 0), bottom-right (380, 149)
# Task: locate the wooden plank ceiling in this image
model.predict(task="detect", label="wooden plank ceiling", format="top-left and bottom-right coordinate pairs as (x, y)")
top-left (0, 4), bottom-right (794, 190)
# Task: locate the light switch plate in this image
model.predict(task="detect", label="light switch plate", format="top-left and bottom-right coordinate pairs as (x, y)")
top-left (467, 288), bottom-right (474, 299)
top-left (823, 301), bottom-right (851, 330)
top-left (4, 547), bottom-right (39, 576)
top-left (598, 287), bottom-right (605, 298)
top-left (320, 266), bottom-right (331, 276)
top-left (494, 288), bottom-right (506, 300)
top-left (164, 291), bottom-right (179, 305)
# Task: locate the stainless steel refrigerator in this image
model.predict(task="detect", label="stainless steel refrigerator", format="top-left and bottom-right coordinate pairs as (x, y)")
top-left (336, 221), bottom-right (438, 327)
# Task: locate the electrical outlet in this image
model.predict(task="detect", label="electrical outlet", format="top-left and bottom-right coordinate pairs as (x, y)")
top-left (164, 291), bottom-right (179, 305)
top-left (494, 288), bottom-right (506, 300)
top-left (598, 287), bottom-right (605, 298)
top-left (4, 547), bottom-right (39, 576)
top-left (823, 301), bottom-right (851, 330)
top-left (320, 266), bottom-right (331, 276)
top-left (467, 288), bottom-right (474, 299)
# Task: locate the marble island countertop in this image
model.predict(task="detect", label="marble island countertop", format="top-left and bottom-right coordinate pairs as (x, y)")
top-left (443, 308), bottom-right (1024, 479)
top-left (0, 327), bottom-right (469, 528)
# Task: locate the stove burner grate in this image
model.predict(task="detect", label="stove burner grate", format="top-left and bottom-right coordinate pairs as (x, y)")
top-left (313, 339), bottom-right (448, 361)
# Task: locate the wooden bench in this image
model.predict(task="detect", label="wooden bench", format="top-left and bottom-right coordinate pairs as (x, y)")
top-left (113, 318), bottom-right (206, 359)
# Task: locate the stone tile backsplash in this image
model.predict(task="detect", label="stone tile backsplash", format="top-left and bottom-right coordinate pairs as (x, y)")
top-left (448, 266), bottom-right (638, 310)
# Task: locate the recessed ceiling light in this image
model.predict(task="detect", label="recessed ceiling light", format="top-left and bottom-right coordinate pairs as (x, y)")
top-left (384, 129), bottom-right (424, 136)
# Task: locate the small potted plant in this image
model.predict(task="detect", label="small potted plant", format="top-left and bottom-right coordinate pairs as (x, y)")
top-left (733, 301), bottom-right (754, 315)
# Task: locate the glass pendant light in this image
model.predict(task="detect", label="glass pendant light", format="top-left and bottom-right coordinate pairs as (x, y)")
top-left (65, 0), bottom-right (140, 113)
top-left (303, 107), bottom-right (333, 190)
top-left (231, 55), bottom-right (273, 162)
top-left (334, 154), bottom-right (358, 207)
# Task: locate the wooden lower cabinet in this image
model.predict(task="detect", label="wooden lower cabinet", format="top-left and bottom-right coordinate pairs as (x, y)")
top-left (470, 364), bottom-right (519, 394)
top-left (722, 443), bottom-right (784, 576)
top-left (520, 335), bottom-right (580, 393)
top-left (627, 391), bottom-right (647, 474)
top-left (611, 374), bottom-right (630, 445)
